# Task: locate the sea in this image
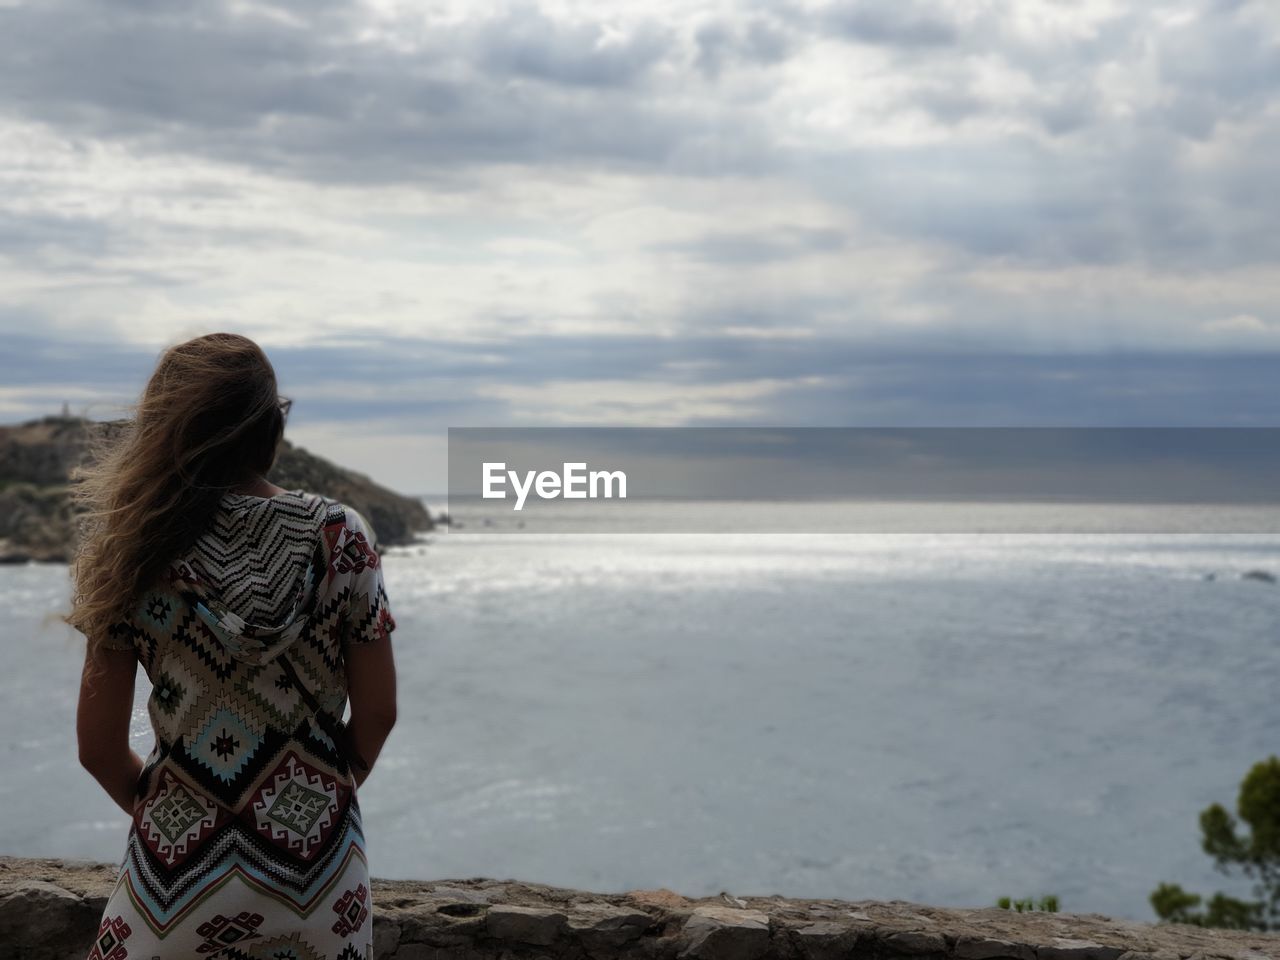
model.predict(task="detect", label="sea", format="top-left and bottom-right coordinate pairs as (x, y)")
top-left (3, 499), bottom-right (1278, 923)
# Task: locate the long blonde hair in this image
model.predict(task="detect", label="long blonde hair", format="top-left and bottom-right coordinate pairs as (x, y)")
top-left (67, 332), bottom-right (288, 654)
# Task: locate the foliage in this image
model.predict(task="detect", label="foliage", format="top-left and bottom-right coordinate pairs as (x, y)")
top-left (1151, 755), bottom-right (1280, 931)
top-left (996, 894), bottom-right (1059, 912)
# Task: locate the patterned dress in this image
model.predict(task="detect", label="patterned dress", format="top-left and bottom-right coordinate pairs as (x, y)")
top-left (87, 490), bottom-right (396, 960)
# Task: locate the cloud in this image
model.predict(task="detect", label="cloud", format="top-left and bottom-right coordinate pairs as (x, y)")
top-left (1155, 1), bottom-right (1280, 140)
top-left (694, 13), bottom-right (795, 79)
top-left (1201, 313), bottom-right (1277, 336)
top-left (821, 0), bottom-right (961, 48)
top-left (476, 4), bottom-right (672, 88)
top-left (1, 0), bottom-right (1280, 485)
top-left (649, 225), bottom-right (848, 263)
top-left (9, 326), bottom-right (1280, 425)
top-left (0, 0), bottom-right (739, 185)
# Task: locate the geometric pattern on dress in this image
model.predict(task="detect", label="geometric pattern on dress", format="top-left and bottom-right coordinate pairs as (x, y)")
top-left (291, 644), bottom-right (340, 712)
top-left (230, 930), bottom-right (324, 960)
top-left (87, 914), bottom-right (132, 960)
top-left (347, 595), bottom-right (394, 659)
top-left (136, 770), bottom-right (222, 868)
top-left (299, 715), bottom-right (342, 770)
top-left (90, 492), bottom-right (394, 958)
top-left (333, 527), bottom-right (377, 577)
top-left (188, 701), bottom-right (266, 784)
top-left (195, 909), bottom-right (265, 954)
top-left (252, 752), bottom-right (346, 860)
top-left (176, 607), bottom-right (241, 684)
top-left (121, 808), bottom-right (367, 933)
top-left (104, 839), bottom-right (373, 958)
top-left (140, 587), bottom-right (181, 634)
top-left (232, 660), bottom-right (307, 730)
top-left (327, 522), bottom-right (394, 652)
top-left (166, 689), bottom-right (290, 811)
top-left (149, 652), bottom-right (211, 745)
top-left (297, 595), bottom-right (347, 697)
top-left (329, 883), bottom-right (369, 938)
top-left (189, 491), bottom-right (328, 627)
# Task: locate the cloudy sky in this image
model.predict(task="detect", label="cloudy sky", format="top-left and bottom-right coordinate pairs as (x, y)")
top-left (2, 0), bottom-right (1278, 490)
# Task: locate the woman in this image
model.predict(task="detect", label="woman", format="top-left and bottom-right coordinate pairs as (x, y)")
top-left (68, 332), bottom-right (398, 960)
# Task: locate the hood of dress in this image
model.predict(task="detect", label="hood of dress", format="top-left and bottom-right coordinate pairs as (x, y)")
top-left (167, 489), bottom-right (330, 665)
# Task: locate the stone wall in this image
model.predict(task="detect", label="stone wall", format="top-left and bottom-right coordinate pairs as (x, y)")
top-left (1, 857), bottom-right (1275, 960)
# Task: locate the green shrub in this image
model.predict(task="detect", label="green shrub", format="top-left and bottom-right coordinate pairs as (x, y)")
top-left (996, 894), bottom-right (1059, 912)
top-left (1150, 755), bottom-right (1280, 931)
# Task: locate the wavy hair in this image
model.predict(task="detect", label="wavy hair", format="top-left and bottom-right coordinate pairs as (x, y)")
top-left (67, 332), bottom-right (289, 655)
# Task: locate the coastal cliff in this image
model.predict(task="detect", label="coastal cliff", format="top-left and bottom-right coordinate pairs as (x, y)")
top-left (1, 857), bottom-right (1275, 960)
top-left (0, 415), bottom-right (432, 562)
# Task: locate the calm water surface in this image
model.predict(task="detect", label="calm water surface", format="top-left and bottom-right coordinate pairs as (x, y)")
top-left (4, 514), bottom-right (1277, 922)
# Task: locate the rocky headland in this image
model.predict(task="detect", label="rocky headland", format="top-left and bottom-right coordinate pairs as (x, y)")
top-left (0, 415), bottom-right (432, 563)
top-left (1, 857), bottom-right (1276, 960)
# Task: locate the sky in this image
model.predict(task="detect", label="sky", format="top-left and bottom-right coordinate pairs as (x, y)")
top-left (1, 0), bottom-right (1278, 492)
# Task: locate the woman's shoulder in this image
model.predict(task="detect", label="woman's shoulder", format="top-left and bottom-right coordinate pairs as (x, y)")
top-left (310, 495), bottom-right (382, 564)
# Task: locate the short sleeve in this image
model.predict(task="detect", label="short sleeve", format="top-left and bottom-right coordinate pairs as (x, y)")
top-left (98, 619), bottom-right (138, 652)
top-left (337, 506), bottom-right (396, 647)
top-left (96, 617), bottom-right (150, 671)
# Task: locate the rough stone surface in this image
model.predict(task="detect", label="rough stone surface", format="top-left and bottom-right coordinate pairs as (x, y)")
top-left (486, 904), bottom-right (569, 945)
top-left (880, 931), bottom-right (952, 957)
top-left (569, 903), bottom-right (655, 950)
top-left (2, 857), bottom-right (1278, 960)
top-left (789, 919), bottom-right (861, 960)
top-left (677, 905), bottom-right (773, 960)
top-left (1037, 938), bottom-right (1127, 960)
top-left (953, 934), bottom-right (1037, 960)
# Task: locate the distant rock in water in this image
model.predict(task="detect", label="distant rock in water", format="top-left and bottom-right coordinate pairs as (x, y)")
top-left (0, 415), bottom-right (432, 563)
top-left (1242, 569), bottom-right (1277, 584)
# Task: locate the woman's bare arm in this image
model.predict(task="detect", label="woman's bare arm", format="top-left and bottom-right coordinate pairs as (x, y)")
top-left (345, 634), bottom-right (398, 788)
top-left (77, 646), bottom-right (143, 815)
